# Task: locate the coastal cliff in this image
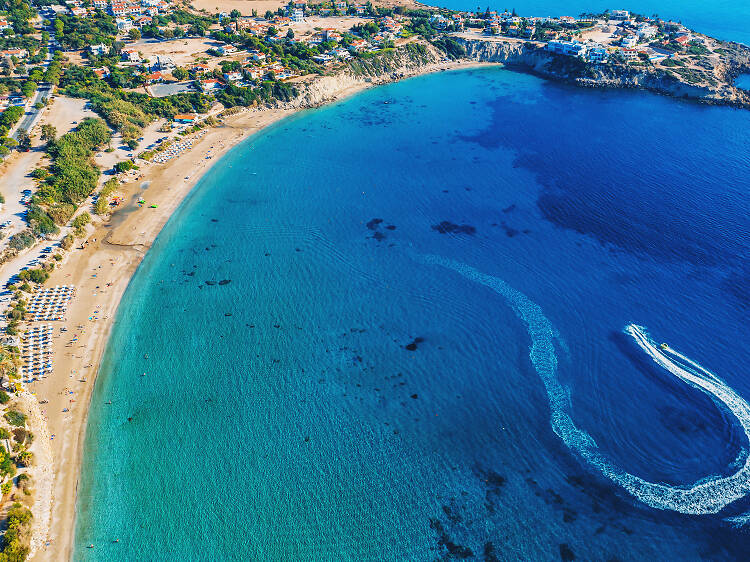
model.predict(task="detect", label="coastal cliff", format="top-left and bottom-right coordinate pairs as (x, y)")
top-left (455, 37), bottom-right (750, 109)
top-left (289, 37), bottom-right (750, 111)
top-left (289, 41), bottom-right (445, 108)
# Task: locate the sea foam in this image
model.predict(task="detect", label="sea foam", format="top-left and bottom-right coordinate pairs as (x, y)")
top-left (421, 254), bottom-right (750, 514)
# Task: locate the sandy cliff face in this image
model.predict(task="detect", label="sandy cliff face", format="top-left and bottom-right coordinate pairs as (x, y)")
top-left (290, 41), bottom-right (444, 108)
top-left (458, 38), bottom-right (546, 69)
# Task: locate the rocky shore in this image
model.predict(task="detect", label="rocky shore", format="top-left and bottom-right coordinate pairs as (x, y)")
top-left (455, 36), bottom-right (750, 109)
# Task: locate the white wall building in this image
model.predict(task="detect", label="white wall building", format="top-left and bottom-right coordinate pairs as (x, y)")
top-left (89, 43), bottom-right (110, 55)
top-left (115, 17), bottom-right (134, 32)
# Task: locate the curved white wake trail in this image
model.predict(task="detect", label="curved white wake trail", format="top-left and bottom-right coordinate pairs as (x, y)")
top-left (420, 254), bottom-right (750, 514)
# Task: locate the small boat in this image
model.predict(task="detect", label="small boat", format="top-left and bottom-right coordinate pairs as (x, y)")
top-left (149, 204), bottom-right (158, 208)
top-left (660, 343), bottom-right (669, 350)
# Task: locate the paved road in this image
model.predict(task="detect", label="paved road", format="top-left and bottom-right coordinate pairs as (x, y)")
top-left (9, 29), bottom-right (56, 140)
top-left (10, 85), bottom-right (54, 141)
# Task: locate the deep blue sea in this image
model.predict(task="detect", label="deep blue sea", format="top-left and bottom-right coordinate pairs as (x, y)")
top-left (736, 73), bottom-right (750, 90)
top-left (74, 64), bottom-right (750, 560)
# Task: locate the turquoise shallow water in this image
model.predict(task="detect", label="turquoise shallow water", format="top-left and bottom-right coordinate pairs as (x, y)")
top-left (74, 67), bottom-right (750, 560)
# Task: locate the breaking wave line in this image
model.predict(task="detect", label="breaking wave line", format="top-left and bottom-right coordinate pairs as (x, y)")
top-left (420, 253), bottom-right (750, 514)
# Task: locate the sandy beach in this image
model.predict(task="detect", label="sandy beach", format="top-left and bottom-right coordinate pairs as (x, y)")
top-left (23, 58), bottom-right (488, 561)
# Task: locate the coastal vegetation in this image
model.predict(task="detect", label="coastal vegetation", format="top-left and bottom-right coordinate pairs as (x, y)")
top-left (71, 212), bottom-right (90, 237)
top-left (17, 268), bottom-right (49, 285)
top-left (94, 178), bottom-right (118, 216)
top-left (0, 502), bottom-right (32, 562)
top-left (3, 411), bottom-right (24, 428)
top-left (7, 232), bottom-right (34, 252)
top-left (60, 66), bottom-right (212, 138)
top-left (138, 9), bottom-right (215, 39)
top-left (0, 107), bottom-right (24, 138)
top-left (54, 12), bottom-right (117, 51)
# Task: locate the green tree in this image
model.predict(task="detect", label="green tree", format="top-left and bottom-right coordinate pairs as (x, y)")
top-left (40, 124), bottom-right (57, 142)
top-left (128, 28), bottom-right (141, 40)
top-left (113, 160), bottom-right (135, 173)
top-left (16, 130), bottom-right (31, 152)
top-left (15, 450), bottom-right (32, 467)
top-left (21, 80), bottom-right (37, 98)
top-left (172, 66), bottom-right (188, 80)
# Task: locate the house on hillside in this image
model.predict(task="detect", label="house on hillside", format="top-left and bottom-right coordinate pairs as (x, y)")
top-left (313, 53), bottom-right (333, 64)
top-left (116, 17), bottom-right (134, 32)
top-left (121, 48), bottom-right (141, 62)
top-left (216, 44), bottom-right (238, 55)
top-left (587, 46), bottom-right (608, 63)
top-left (244, 67), bottom-right (264, 80)
top-left (223, 71), bottom-right (242, 82)
top-left (620, 47), bottom-right (638, 61)
top-left (92, 66), bottom-right (111, 78)
top-left (144, 70), bottom-right (165, 83)
top-left (110, 2), bottom-right (129, 16)
top-left (90, 43), bottom-right (110, 56)
top-left (199, 78), bottom-right (224, 91)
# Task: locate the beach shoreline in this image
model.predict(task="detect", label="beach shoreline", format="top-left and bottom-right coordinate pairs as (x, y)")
top-left (26, 58), bottom-right (492, 562)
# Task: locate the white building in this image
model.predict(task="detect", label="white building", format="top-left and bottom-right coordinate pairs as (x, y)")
top-left (586, 45), bottom-right (608, 63)
top-left (291, 9), bottom-right (304, 22)
top-left (216, 44), bottom-right (238, 55)
top-left (637, 25), bottom-right (657, 39)
top-left (121, 48), bottom-right (141, 62)
top-left (620, 47), bottom-right (638, 61)
top-left (611, 10), bottom-right (630, 19)
top-left (244, 67), bottom-right (264, 80)
top-left (89, 43), bottom-right (110, 56)
top-left (546, 40), bottom-right (585, 58)
top-left (115, 17), bottom-right (134, 32)
top-left (621, 35), bottom-right (638, 48)
top-left (313, 53), bottom-right (333, 63)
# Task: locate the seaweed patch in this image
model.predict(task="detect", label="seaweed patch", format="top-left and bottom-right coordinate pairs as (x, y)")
top-left (404, 337), bottom-right (424, 351)
top-left (431, 221), bottom-right (476, 235)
